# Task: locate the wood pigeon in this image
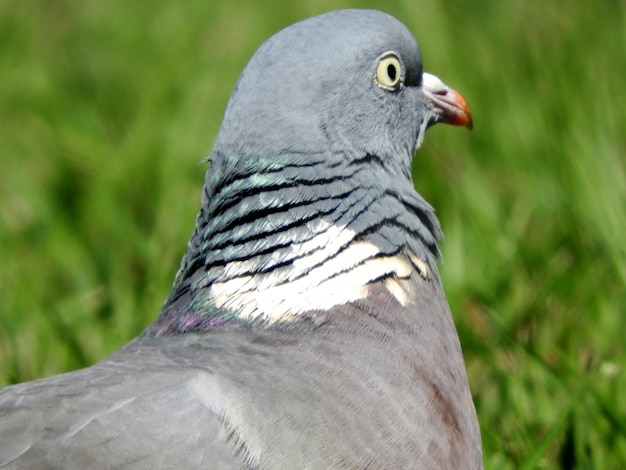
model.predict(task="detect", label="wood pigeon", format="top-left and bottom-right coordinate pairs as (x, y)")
top-left (0, 9), bottom-right (482, 469)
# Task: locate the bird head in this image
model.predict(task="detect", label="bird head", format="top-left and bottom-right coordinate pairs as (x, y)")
top-left (213, 9), bottom-right (471, 177)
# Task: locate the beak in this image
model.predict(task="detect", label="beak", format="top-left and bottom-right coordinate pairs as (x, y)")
top-left (422, 72), bottom-right (473, 130)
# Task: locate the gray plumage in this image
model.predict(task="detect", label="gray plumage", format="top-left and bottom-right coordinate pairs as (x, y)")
top-left (0, 9), bottom-right (482, 469)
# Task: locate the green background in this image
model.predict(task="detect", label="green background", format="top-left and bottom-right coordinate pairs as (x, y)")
top-left (1, 1), bottom-right (624, 467)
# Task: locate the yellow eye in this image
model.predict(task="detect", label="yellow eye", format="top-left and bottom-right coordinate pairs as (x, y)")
top-left (375, 53), bottom-right (403, 90)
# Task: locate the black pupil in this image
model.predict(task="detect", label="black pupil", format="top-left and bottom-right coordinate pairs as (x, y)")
top-left (387, 63), bottom-right (397, 81)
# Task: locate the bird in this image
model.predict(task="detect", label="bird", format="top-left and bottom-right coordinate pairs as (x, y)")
top-left (0, 9), bottom-right (482, 469)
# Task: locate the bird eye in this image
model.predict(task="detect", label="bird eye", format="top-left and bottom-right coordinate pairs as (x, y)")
top-left (375, 53), bottom-right (403, 90)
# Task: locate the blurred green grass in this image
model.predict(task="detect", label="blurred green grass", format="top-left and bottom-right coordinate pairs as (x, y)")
top-left (0, 1), bottom-right (624, 468)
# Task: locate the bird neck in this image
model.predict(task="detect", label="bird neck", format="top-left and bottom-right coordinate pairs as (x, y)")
top-left (149, 151), bottom-right (442, 335)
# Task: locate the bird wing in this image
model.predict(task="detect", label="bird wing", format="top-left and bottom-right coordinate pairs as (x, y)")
top-left (0, 342), bottom-right (237, 469)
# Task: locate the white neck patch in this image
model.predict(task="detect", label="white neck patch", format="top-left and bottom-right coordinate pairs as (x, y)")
top-left (208, 220), bottom-right (429, 324)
